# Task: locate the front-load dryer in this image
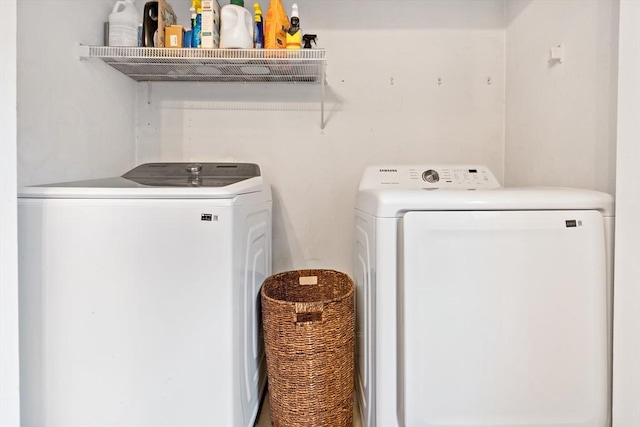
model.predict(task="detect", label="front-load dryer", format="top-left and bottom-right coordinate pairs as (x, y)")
top-left (18, 162), bottom-right (271, 427)
top-left (354, 165), bottom-right (614, 427)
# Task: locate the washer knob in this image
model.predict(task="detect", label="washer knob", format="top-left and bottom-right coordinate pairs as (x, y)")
top-left (186, 163), bottom-right (202, 174)
top-left (422, 169), bottom-right (440, 183)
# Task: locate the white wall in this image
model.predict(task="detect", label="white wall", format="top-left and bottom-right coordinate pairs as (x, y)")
top-left (0, 0), bottom-right (20, 423)
top-left (17, 0), bottom-right (138, 187)
top-left (504, 0), bottom-right (619, 194)
top-left (612, 1), bottom-right (640, 425)
top-left (136, 0), bottom-right (507, 274)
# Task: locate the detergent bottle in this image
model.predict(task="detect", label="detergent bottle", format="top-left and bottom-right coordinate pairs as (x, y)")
top-left (108, 0), bottom-right (140, 46)
top-left (264, 0), bottom-right (288, 48)
top-left (219, 0), bottom-right (253, 49)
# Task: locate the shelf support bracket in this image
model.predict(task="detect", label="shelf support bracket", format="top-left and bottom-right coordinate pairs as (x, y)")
top-left (320, 62), bottom-right (326, 130)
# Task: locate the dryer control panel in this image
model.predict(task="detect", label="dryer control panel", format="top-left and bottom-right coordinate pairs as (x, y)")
top-left (358, 165), bottom-right (501, 190)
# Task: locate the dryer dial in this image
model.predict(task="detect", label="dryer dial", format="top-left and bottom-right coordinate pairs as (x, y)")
top-left (422, 170), bottom-right (440, 183)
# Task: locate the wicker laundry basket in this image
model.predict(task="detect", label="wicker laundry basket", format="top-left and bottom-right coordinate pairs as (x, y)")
top-left (261, 269), bottom-right (355, 427)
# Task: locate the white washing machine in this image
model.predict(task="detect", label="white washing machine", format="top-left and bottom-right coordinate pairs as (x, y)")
top-left (18, 162), bottom-right (271, 427)
top-left (354, 165), bottom-right (615, 427)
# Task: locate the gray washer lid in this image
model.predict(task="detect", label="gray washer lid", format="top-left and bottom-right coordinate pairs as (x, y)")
top-left (122, 162), bottom-right (261, 187)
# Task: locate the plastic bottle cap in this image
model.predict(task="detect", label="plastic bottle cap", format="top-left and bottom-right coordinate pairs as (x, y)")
top-left (231, 0), bottom-right (244, 6)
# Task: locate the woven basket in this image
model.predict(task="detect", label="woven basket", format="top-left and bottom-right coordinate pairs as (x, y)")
top-left (261, 269), bottom-right (355, 427)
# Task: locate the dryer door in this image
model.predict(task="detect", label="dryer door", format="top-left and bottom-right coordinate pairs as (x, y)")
top-left (399, 210), bottom-right (608, 427)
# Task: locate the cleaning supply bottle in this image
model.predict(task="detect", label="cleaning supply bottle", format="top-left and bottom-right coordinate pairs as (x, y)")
top-left (192, 8), bottom-right (202, 47)
top-left (253, 3), bottom-right (264, 49)
top-left (108, 0), bottom-right (140, 46)
top-left (190, 1), bottom-right (197, 30)
top-left (285, 3), bottom-right (301, 50)
top-left (264, 0), bottom-right (288, 49)
top-left (219, 0), bottom-right (253, 49)
top-left (302, 34), bottom-right (317, 49)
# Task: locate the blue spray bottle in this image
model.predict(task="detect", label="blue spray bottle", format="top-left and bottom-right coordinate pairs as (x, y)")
top-left (192, 8), bottom-right (202, 48)
top-left (253, 3), bottom-right (264, 49)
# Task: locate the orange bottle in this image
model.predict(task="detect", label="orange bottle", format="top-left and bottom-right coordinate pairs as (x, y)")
top-left (264, 0), bottom-right (288, 49)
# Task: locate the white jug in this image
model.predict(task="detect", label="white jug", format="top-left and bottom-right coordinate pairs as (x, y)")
top-left (109, 0), bottom-right (140, 46)
top-left (219, 0), bottom-right (253, 49)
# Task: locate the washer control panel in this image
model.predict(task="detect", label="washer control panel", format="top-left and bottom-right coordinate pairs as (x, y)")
top-left (359, 165), bottom-right (501, 190)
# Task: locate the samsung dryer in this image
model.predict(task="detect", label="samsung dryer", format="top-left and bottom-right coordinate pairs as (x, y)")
top-left (354, 165), bottom-right (614, 427)
top-left (19, 162), bottom-right (271, 427)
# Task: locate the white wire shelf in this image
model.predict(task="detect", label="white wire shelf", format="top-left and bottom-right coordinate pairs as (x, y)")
top-left (79, 46), bottom-right (326, 83)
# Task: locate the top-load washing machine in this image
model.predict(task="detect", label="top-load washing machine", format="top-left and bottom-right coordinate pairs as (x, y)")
top-left (354, 165), bottom-right (615, 427)
top-left (18, 162), bottom-right (271, 427)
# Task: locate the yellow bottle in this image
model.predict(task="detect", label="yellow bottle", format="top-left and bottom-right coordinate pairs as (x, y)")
top-left (286, 3), bottom-right (301, 50)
